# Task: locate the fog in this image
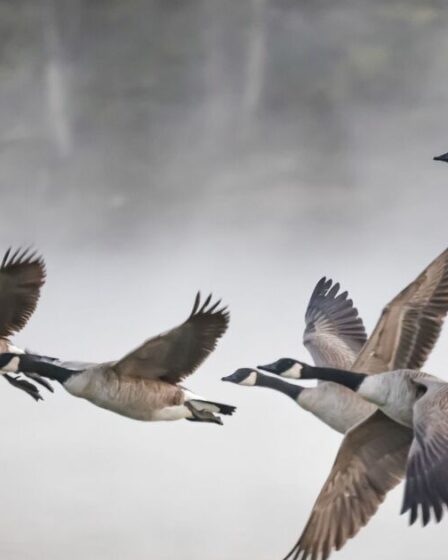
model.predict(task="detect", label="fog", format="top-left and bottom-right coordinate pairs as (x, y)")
top-left (1, 1), bottom-right (448, 559)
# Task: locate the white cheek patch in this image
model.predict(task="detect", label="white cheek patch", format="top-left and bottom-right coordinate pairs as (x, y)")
top-left (281, 363), bottom-right (302, 379)
top-left (242, 371), bottom-right (257, 386)
top-left (2, 356), bottom-right (20, 373)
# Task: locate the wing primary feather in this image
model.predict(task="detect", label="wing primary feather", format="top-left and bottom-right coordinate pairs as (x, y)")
top-left (207, 299), bottom-right (222, 313)
top-left (1, 248), bottom-right (10, 267)
top-left (199, 293), bottom-right (213, 313)
top-left (190, 292), bottom-right (201, 317)
top-left (9, 247), bottom-right (21, 264)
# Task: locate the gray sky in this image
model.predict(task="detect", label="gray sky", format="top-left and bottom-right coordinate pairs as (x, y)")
top-left (1, 1), bottom-right (448, 559)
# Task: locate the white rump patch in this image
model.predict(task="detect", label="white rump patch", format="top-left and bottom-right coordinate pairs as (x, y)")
top-left (188, 400), bottom-right (220, 413)
top-left (184, 391), bottom-right (221, 413)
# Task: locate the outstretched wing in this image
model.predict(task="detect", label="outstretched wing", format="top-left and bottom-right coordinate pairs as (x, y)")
top-left (402, 382), bottom-right (448, 525)
top-left (285, 411), bottom-right (413, 560)
top-left (303, 277), bottom-right (366, 368)
top-left (353, 247), bottom-right (448, 374)
top-left (0, 248), bottom-right (46, 338)
top-left (286, 249), bottom-right (448, 559)
top-left (113, 293), bottom-right (229, 383)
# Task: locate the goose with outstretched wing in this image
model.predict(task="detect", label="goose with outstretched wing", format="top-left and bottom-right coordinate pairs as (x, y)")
top-left (257, 247), bottom-right (448, 560)
top-left (0, 247), bottom-right (52, 401)
top-left (273, 361), bottom-right (448, 557)
top-left (2, 293), bottom-right (234, 425)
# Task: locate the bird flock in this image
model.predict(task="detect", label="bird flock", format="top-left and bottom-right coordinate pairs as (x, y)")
top-left (3, 157), bottom-right (448, 559)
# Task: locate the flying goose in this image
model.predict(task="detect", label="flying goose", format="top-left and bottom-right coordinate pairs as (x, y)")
top-left (1, 293), bottom-right (235, 424)
top-left (256, 246), bottom-right (448, 433)
top-left (0, 247), bottom-right (52, 401)
top-left (434, 152), bottom-right (448, 162)
top-left (222, 278), bottom-right (374, 433)
top-left (279, 361), bottom-right (448, 531)
top-left (224, 278), bottom-right (371, 433)
top-left (245, 247), bottom-right (448, 436)
top-left (293, 276), bottom-right (375, 433)
top-left (226, 247), bottom-right (448, 559)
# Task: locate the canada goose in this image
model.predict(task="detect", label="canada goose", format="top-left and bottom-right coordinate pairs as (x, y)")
top-left (1, 293), bottom-right (235, 424)
top-left (434, 152), bottom-right (448, 162)
top-left (230, 247), bottom-right (448, 560)
top-left (0, 247), bottom-right (52, 401)
top-left (281, 362), bottom-right (448, 528)
top-left (224, 278), bottom-right (372, 433)
top-left (222, 369), bottom-right (306, 408)
top-left (257, 247), bottom-right (448, 434)
top-left (224, 278), bottom-right (373, 433)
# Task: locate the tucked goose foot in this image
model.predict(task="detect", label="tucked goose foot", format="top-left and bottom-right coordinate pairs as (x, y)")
top-left (3, 374), bottom-right (43, 402)
top-left (185, 402), bottom-right (223, 425)
top-left (23, 373), bottom-right (54, 393)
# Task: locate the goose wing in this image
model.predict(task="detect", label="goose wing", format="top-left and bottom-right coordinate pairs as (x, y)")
top-left (402, 382), bottom-right (448, 525)
top-left (285, 410), bottom-right (412, 560)
top-left (0, 248), bottom-right (46, 338)
top-left (113, 293), bottom-right (229, 383)
top-left (353, 247), bottom-right (448, 374)
top-left (303, 277), bottom-right (366, 368)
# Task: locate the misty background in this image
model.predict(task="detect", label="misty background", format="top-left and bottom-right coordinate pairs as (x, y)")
top-left (1, 1), bottom-right (448, 559)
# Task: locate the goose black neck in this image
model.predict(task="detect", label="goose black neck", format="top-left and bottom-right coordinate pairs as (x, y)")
top-left (256, 372), bottom-right (303, 401)
top-left (302, 364), bottom-right (366, 392)
top-left (20, 355), bottom-right (74, 384)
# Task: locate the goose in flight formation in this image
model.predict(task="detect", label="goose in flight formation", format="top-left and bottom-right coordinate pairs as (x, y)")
top-left (0, 247), bottom-right (52, 401)
top-left (227, 246), bottom-right (448, 435)
top-left (433, 152), bottom-right (448, 162)
top-left (225, 246), bottom-right (448, 560)
top-left (260, 246), bottom-right (448, 433)
top-left (224, 277), bottom-right (374, 433)
top-left (280, 361), bottom-right (448, 546)
top-left (2, 293), bottom-right (235, 424)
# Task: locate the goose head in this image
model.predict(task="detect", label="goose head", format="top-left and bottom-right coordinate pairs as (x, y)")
top-left (221, 368), bottom-right (258, 386)
top-left (434, 152), bottom-right (448, 163)
top-left (257, 358), bottom-right (305, 379)
top-left (0, 352), bottom-right (22, 373)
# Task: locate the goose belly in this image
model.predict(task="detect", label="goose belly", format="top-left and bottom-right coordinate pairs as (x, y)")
top-left (376, 378), bottom-right (417, 428)
top-left (150, 405), bottom-right (193, 421)
top-left (299, 382), bottom-right (376, 434)
top-left (64, 371), bottom-right (186, 421)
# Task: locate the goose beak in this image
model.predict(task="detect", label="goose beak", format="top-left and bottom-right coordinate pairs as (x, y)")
top-left (433, 152), bottom-right (448, 163)
top-left (257, 362), bottom-right (277, 373)
top-left (221, 374), bottom-right (232, 382)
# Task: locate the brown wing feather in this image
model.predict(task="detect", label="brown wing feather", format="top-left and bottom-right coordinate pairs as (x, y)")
top-left (285, 411), bottom-right (413, 560)
top-left (0, 247), bottom-right (46, 338)
top-left (286, 249), bottom-right (448, 559)
top-left (113, 293), bottom-right (229, 383)
top-left (353, 247), bottom-right (448, 374)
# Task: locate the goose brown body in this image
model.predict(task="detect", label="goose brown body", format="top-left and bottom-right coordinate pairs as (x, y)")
top-left (64, 365), bottom-right (186, 421)
top-left (11, 293), bottom-right (235, 424)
